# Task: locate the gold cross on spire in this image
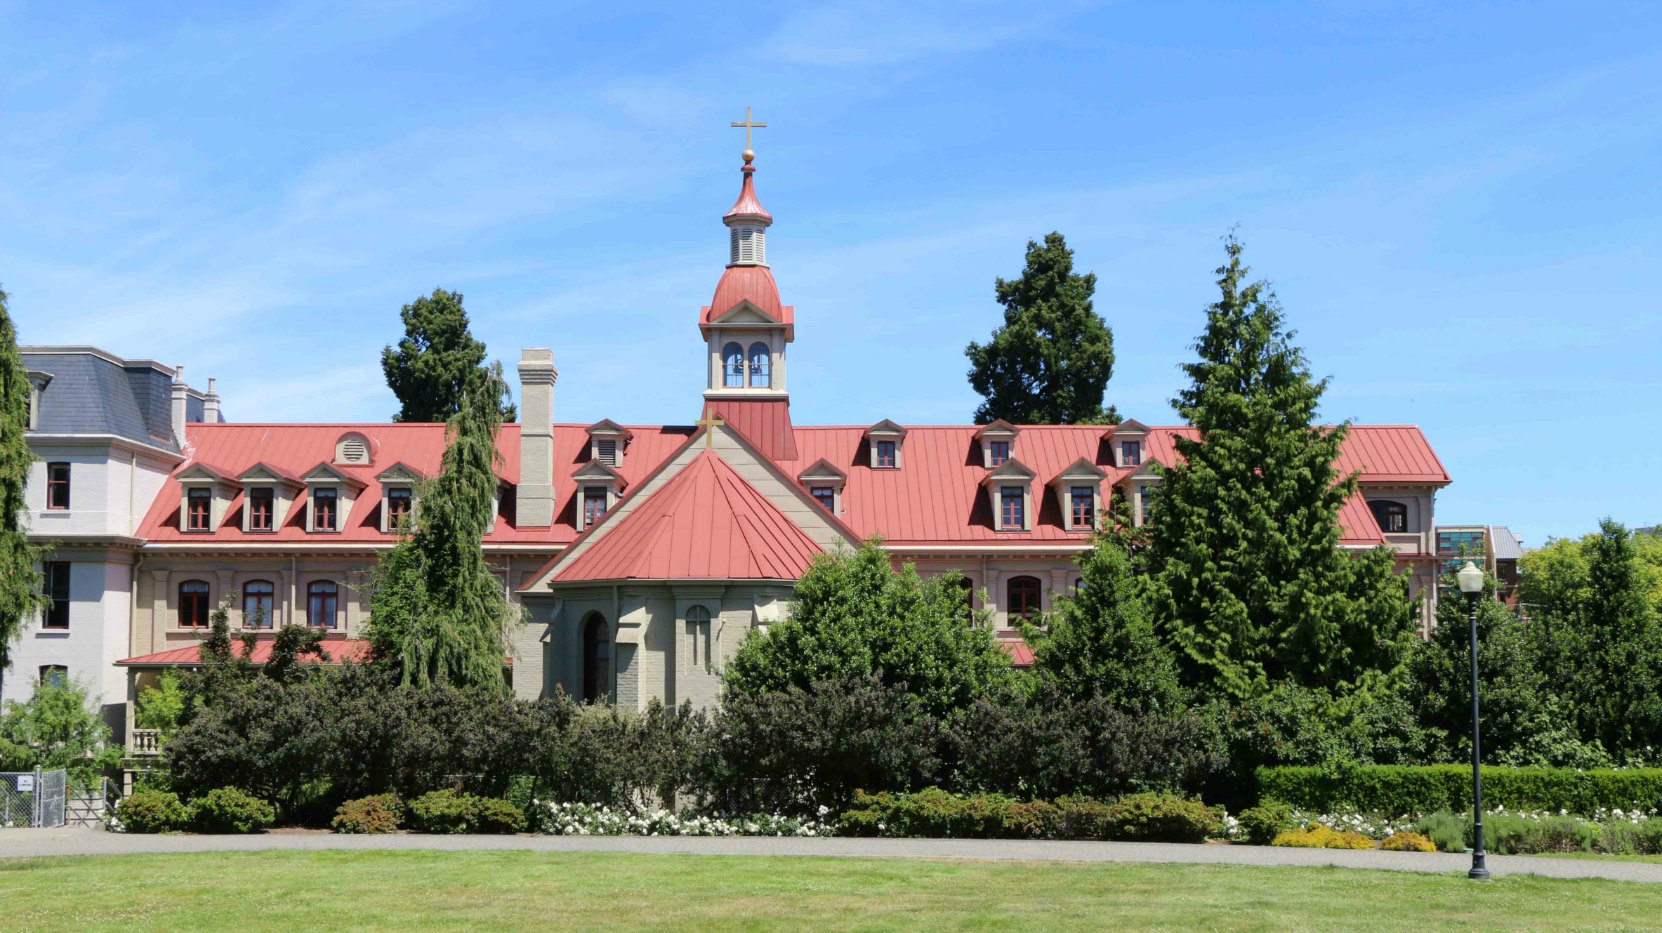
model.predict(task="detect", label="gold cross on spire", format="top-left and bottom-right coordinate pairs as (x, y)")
top-left (695, 413), bottom-right (725, 449)
top-left (729, 106), bottom-right (766, 162)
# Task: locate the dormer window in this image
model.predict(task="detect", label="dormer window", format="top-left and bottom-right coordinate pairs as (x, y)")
top-left (186, 489), bottom-right (213, 531)
top-left (1049, 458), bottom-right (1107, 532)
top-left (583, 486), bottom-right (609, 526)
top-left (375, 463), bottom-right (426, 533)
top-left (335, 433), bottom-right (372, 465)
top-left (864, 420), bottom-right (908, 471)
top-left (586, 421), bottom-right (633, 470)
top-left (248, 487), bottom-right (275, 532)
top-left (975, 420), bottom-right (1020, 469)
top-left (572, 460), bottom-right (626, 531)
top-left (313, 488), bottom-right (338, 532)
top-left (1000, 487), bottom-right (1024, 528)
top-left (798, 458), bottom-right (848, 515)
top-left (1111, 420), bottom-right (1151, 469)
top-left (983, 458), bottom-right (1037, 532)
top-left (387, 488), bottom-right (413, 527)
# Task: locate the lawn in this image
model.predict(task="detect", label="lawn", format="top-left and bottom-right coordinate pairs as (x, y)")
top-left (1, 850), bottom-right (1658, 931)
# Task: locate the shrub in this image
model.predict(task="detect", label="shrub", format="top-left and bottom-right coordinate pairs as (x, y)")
top-left (1054, 796), bottom-right (1115, 840)
top-left (1101, 792), bottom-right (1222, 843)
top-left (1412, 811), bottom-right (1467, 853)
top-left (190, 787), bottom-right (275, 834)
top-left (473, 796), bottom-right (527, 834)
top-left (1237, 799), bottom-right (1295, 846)
top-left (1004, 800), bottom-right (1059, 839)
top-left (408, 790), bottom-right (478, 834)
top-left (1272, 823), bottom-right (1375, 849)
top-left (1605, 818), bottom-right (1662, 856)
top-left (1380, 831), bottom-right (1437, 852)
top-left (839, 789), bottom-right (1017, 839)
top-left (1256, 764), bottom-right (1662, 817)
top-left (1484, 812), bottom-right (1600, 855)
top-left (331, 794), bottom-right (404, 834)
top-left (115, 787), bottom-right (189, 834)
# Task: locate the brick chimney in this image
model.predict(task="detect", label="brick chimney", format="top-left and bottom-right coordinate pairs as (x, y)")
top-left (516, 349), bottom-right (557, 527)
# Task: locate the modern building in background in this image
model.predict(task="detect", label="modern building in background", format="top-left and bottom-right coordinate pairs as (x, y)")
top-left (1435, 524), bottom-right (1526, 609)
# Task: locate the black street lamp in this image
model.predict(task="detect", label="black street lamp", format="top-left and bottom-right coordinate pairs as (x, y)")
top-left (1456, 560), bottom-right (1490, 880)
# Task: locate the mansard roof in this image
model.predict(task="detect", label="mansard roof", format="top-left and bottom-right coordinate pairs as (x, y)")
top-left (21, 347), bottom-right (204, 452)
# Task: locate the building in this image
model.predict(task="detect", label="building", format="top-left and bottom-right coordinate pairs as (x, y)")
top-left (4, 347), bottom-right (217, 732)
top-left (1435, 524), bottom-right (1526, 609)
top-left (10, 144), bottom-right (1452, 747)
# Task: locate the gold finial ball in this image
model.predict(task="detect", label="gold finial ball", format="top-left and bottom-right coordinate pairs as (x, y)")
top-left (742, 148), bottom-right (755, 164)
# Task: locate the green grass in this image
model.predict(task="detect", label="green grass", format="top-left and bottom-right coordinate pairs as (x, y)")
top-left (0, 850), bottom-right (1658, 931)
top-left (1535, 851), bottom-right (1662, 865)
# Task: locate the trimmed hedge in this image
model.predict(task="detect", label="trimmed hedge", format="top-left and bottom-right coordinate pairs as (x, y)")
top-left (1257, 765), bottom-right (1662, 816)
top-left (839, 789), bottom-right (1220, 842)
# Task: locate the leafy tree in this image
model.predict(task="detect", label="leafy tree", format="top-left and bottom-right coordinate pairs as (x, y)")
top-left (0, 285), bottom-right (47, 678)
top-left (1147, 235), bottom-right (1417, 701)
top-left (1520, 527), bottom-right (1662, 625)
top-left (723, 542), bottom-right (1011, 720)
top-left (0, 677), bottom-right (121, 790)
top-left (1527, 520), bottom-right (1662, 753)
top-left (1027, 528), bottom-right (1183, 712)
top-left (134, 670), bottom-right (191, 739)
top-left (367, 365), bottom-right (517, 693)
top-left (381, 288), bottom-right (515, 423)
top-left (965, 232), bottom-right (1118, 425)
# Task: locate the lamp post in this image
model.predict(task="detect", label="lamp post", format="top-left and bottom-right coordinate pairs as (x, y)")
top-left (1456, 559), bottom-right (1490, 880)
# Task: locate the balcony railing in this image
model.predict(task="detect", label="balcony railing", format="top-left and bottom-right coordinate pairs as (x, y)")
top-left (130, 729), bottom-right (162, 757)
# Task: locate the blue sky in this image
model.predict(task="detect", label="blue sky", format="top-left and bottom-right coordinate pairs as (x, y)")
top-left (2, 2), bottom-right (1658, 544)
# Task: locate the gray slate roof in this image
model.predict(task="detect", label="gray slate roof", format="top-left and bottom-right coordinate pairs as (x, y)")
top-left (22, 348), bottom-right (204, 451)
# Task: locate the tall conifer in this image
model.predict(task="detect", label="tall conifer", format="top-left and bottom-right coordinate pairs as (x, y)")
top-left (1148, 236), bottom-right (1415, 700)
top-left (367, 364), bottom-right (516, 693)
top-left (0, 286), bottom-right (47, 677)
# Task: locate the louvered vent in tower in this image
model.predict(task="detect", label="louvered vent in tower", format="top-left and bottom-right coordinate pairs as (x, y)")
top-left (597, 439), bottom-right (618, 466)
top-left (729, 225), bottom-right (765, 265)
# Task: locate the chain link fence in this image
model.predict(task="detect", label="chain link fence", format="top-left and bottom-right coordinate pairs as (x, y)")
top-left (0, 769), bottom-right (68, 828)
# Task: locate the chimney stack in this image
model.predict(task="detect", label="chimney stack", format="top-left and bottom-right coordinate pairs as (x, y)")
top-left (516, 349), bottom-right (557, 527)
top-left (170, 364), bottom-right (190, 444)
top-left (203, 377), bottom-right (222, 423)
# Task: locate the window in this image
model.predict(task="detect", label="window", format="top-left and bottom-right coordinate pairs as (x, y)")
top-left (1006, 576), bottom-right (1041, 621)
top-left (1137, 485), bottom-right (1155, 524)
top-left (243, 581), bottom-right (275, 629)
top-left (583, 486), bottom-right (608, 527)
top-left (46, 462), bottom-right (70, 509)
top-left (186, 488), bottom-right (213, 531)
top-left (582, 614), bottom-right (610, 702)
top-left (747, 342), bottom-right (771, 388)
top-left (306, 581), bottom-right (338, 629)
top-left (178, 580), bottom-right (210, 628)
top-left (42, 562), bottom-right (70, 628)
top-left (874, 440), bottom-right (897, 469)
top-left (248, 487), bottom-right (275, 531)
top-left (723, 343), bottom-right (744, 388)
top-left (39, 665), bottom-right (67, 689)
top-left (386, 487), bottom-right (413, 527)
top-left (686, 604), bottom-right (712, 668)
top-left (596, 439), bottom-right (619, 466)
top-left (1120, 440), bottom-right (1142, 466)
top-left (1370, 500), bottom-right (1409, 534)
top-left (988, 440), bottom-right (1011, 467)
top-left (1000, 486), bottom-right (1024, 529)
top-left (1070, 486), bottom-right (1095, 528)
top-left (1437, 529), bottom-right (1485, 557)
top-left (312, 488), bottom-right (338, 532)
top-left (811, 486), bottom-right (835, 512)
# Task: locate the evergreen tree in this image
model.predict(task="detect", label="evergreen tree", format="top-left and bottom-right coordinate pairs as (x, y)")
top-left (965, 232), bottom-right (1118, 425)
top-left (724, 543), bottom-right (1012, 721)
top-left (1148, 236), bottom-right (1416, 701)
top-left (1529, 520), bottom-right (1662, 753)
top-left (0, 286), bottom-right (47, 679)
top-left (381, 288), bottom-right (516, 423)
top-left (367, 364), bottom-right (516, 694)
top-left (1029, 524), bottom-right (1183, 712)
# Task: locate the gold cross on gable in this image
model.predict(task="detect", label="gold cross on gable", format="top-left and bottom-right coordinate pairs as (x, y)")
top-left (729, 106), bottom-right (767, 157)
top-left (695, 414), bottom-right (725, 449)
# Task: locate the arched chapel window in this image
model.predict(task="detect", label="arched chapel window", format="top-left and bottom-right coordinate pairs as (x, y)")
top-left (723, 343), bottom-right (744, 388)
top-left (1006, 575), bottom-right (1042, 621)
top-left (747, 343), bottom-right (771, 388)
top-left (686, 604), bottom-right (712, 667)
top-left (582, 613), bottom-right (611, 702)
top-left (1370, 500), bottom-right (1408, 534)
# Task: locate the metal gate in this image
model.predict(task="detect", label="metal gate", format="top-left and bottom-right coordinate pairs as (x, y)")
top-left (0, 769), bottom-right (68, 828)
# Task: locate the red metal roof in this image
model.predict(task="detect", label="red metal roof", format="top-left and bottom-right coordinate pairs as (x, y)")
top-left (705, 398), bottom-right (798, 461)
top-left (1001, 640), bottom-right (1036, 668)
top-left (701, 264), bottom-right (793, 325)
top-left (117, 637), bottom-right (374, 667)
top-left (1337, 491), bottom-right (1387, 546)
top-left (723, 164), bottom-right (772, 222)
top-left (554, 451), bottom-right (822, 583)
top-left (1334, 425), bottom-right (1451, 484)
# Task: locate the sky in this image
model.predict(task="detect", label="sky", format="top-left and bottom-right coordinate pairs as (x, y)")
top-left (1, 1), bottom-right (1658, 545)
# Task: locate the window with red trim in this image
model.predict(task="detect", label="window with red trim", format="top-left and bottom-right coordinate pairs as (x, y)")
top-left (243, 581), bottom-right (275, 629)
top-left (307, 581), bottom-right (338, 628)
top-left (1006, 575), bottom-right (1041, 620)
top-left (46, 462), bottom-right (70, 510)
top-left (178, 581), bottom-right (210, 628)
top-left (1000, 486), bottom-right (1024, 529)
top-left (874, 440), bottom-right (897, 469)
top-left (312, 488), bottom-right (338, 532)
top-left (1070, 486), bottom-right (1095, 527)
top-left (387, 487), bottom-right (412, 528)
top-left (248, 487), bottom-right (275, 531)
top-left (1120, 440), bottom-right (1141, 466)
top-left (583, 487), bottom-right (608, 527)
top-left (988, 440), bottom-right (1010, 466)
top-left (186, 489), bottom-right (213, 531)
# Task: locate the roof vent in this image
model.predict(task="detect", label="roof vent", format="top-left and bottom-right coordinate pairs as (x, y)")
top-left (335, 433), bottom-right (371, 465)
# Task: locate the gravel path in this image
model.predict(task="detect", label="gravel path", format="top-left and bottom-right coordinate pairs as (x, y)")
top-left (3, 827), bottom-right (1659, 882)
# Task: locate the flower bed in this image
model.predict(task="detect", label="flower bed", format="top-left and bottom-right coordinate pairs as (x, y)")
top-left (532, 802), bottom-right (834, 837)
